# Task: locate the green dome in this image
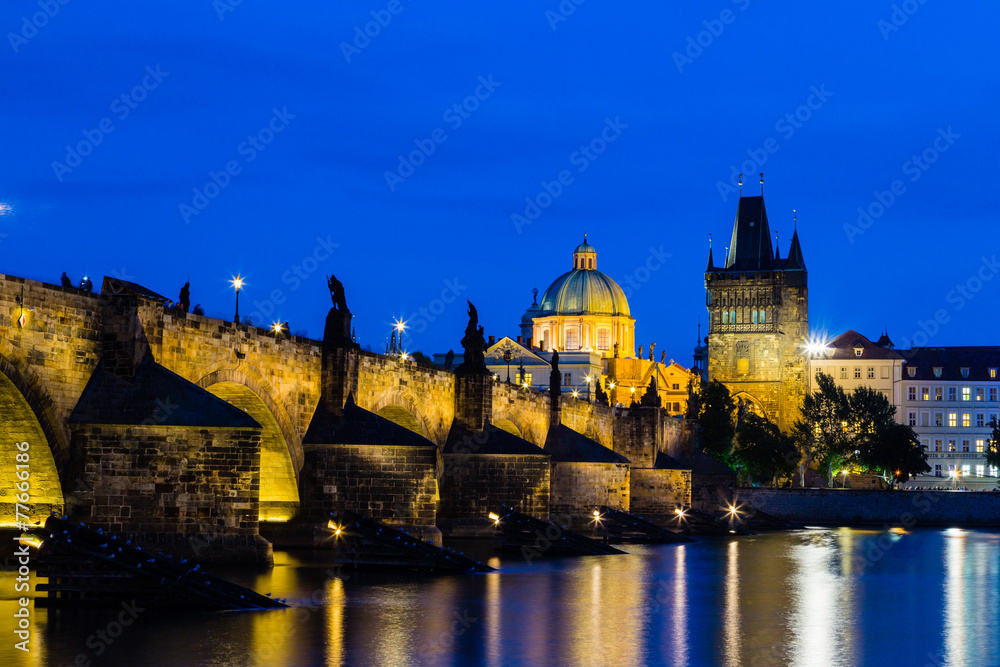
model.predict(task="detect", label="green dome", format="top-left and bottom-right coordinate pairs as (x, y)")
top-left (538, 269), bottom-right (631, 317)
top-left (574, 238), bottom-right (596, 254)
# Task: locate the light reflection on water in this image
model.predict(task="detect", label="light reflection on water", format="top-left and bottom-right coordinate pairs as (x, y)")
top-left (2, 528), bottom-right (998, 666)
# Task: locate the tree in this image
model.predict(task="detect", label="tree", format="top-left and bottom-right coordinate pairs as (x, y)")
top-left (698, 380), bottom-right (736, 460)
top-left (409, 351), bottom-right (433, 366)
top-left (848, 385), bottom-right (897, 450)
top-left (639, 374), bottom-right (662, 407)
top-left (855, 422), bottom-right (930, 489)
top-left (732, 413), bottom-right (799, 486)
top-left (986, 417), bottom-right (1000, 470)
top-left (793, 372), bottom-right (851, 482)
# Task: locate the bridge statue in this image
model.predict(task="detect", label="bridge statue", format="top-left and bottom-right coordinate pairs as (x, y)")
top-left (457, 301), bottom-right (487, 372)
top-left (323, 273), bottom-right (353, 344)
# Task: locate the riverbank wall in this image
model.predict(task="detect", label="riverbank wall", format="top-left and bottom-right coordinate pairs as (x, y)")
top-left (740, 488), bottom-right (1000, 527)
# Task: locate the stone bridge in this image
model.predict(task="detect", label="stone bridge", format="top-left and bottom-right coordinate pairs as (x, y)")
top-left (0, 273), bottom-right (704, 561)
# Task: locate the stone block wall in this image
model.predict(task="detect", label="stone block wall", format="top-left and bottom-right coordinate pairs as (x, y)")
top-left (630, 468), bottom-right (691, 523)
top-left (691, 472), bottom-right (737, 513)
top-left (300, 444), bottom-right (438, 528)
top-left (68, 424), bottom-right (269, 564)
top-left (438, 453), bottom-right (550, 534)
top-left (740, 488), bottom-right (1000, 526)
top-left (549, 462), bottom-right (629, 529)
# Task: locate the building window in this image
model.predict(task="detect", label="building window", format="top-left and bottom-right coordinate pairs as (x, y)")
top-left (908, 386), bottom-right (917, 401)
top-left (854, 348), bottom-right (863, 357)
top-left (908, 411), bottom-right (917, 426)
top-left (934, 440), bottom-right (943, 452)
top-left (991, 388), bottom-right (998, 402)
top-left (991, 466), bottom-right (1000, 477)
top-left (854, 367), bottom-right (861, 379)
top-left (948, 387), bottom-right (956, 401)
top-left (977, 412), bottom-right (985, 428)
top-left (935, 387), bottom-right (943, 401)
top-left (934, 464), bottom-right (942, 477)
top-left (597, 329), bottom-right (610, 350)
top-left (991, 368), bottom-right (998, 379)
top-left (976, 387), bottom-right (985, 401)
top-left (841, 367), bottom-right (848, 379)
top-left (948, 439), bottom-right (956, 452)
top-left (672, 383), bottom-right (680, 390)
top-left (752, 310), bottom-right (758, 324)
top-left (565, 329), bottom-right (579, 350)
top-left (934, 367), bottom-right (943, 378)
top-left (908, 367), bottom-right (916, 378)
top-left (961, 367), bottom-right (970, 378)
top-left (921, 412), bottom-right (929, 427)
top-left (935, 413), bottom-right (943, 427)
top-left (962, 464), bottom-right (971, 476)
top-left (868, 367), bottom-right (875, 379)
top-left (962, 413), bottom-right (970, 427)
top-left (759, 310), bottom-right (766, 324)
top-left (962, 387), bottom-right (971, 401)
top-left (563, 372), bottom-right (571, 386)
top-left (730, 310), bottom-right (736, 324)
top-left (517, 372), bottom-right (533, 385)
top-left (881, 366), bottom-right (890, 379)
top-left (948, 413), bottom-right (957, 427)
top-left (976, 465), bottom-right (985, 477)
top-left (962, 439), bottom-right (971, 452)
top-left (922, 387), bottom-right (930, 401)
top-left (588, 258), bottom-right (593, 269)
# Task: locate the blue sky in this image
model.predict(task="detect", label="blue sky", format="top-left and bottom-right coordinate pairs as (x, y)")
top-left (2, 1), bottom-right (998, 359)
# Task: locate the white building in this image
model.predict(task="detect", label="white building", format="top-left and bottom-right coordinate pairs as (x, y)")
top-left (807, 330), bottom-right (904, 405)
top-left (898, 347), bottom-right (1000, 484)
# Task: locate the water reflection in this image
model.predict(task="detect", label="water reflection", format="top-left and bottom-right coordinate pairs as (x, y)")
top-left (723, 540), bottom-right (740, 667)
top-left (670, 546), bottom-right (688, 667)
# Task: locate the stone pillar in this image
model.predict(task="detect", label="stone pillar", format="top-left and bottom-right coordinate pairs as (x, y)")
top-left (454, 369), bottom-right (492, 431)
top-left (100, 295), bottom-right (150, 381)
top-left (320, 307), bottom-right (359, 415)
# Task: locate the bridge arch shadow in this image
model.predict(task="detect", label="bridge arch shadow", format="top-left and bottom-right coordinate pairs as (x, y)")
top-left (492, 409), bottom-right (538, 446)
top-left (198, 368), bottom-right (302, 522)
top-left (0, 352), bottom-right (65, 524)
top-left (370, 390), bottom-right (432, 440)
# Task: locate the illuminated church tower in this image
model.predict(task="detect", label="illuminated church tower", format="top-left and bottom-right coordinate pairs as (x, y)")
top-left (704, 184), bottom-right (808, 433)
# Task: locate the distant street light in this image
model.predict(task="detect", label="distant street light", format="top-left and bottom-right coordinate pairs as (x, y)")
top-left (271, 321), bottom-right (284, 341)
top-left (230, 275), bottom-right (244, 324)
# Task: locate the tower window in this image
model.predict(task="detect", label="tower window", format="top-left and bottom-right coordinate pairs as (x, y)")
top-left (563, 372), bottom-right (572, 386)
top-left (723, 312), bottom-right (729, 325)
top-left (752, 311), bottom-right (758, 324)
top-left (730, 310), bottom-right (736, 324)
top-left (597, 329), bottom-right (610, 350)
top-left (565, 329), bottom-right (579, 350)
top-left (588, 258), bottom-right (593, 269)
top-left (759, 310), bottom-right (765, 324)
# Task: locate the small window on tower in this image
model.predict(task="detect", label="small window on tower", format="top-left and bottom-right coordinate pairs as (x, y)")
top-left (588, 258), bottom-right (593, 269)
top-left (759, 310), bottom-right (766, 324)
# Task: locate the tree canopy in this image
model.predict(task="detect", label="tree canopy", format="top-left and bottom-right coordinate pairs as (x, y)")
top-left (732, 413), bottom-right (798, 485)
top-left (697, 380), bottom-right (736, 459)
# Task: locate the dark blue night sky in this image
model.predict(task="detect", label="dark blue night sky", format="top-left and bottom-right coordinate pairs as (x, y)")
top-left (2, 1), bottom-right (998, 360)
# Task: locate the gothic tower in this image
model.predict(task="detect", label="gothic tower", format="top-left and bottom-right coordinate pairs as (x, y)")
top-left (705, 193), bottom-right (808, 433)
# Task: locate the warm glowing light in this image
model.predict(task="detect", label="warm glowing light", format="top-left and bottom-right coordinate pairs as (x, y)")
top-left (488, 512), bottom-right (500, 522)
top-left (593, 509), bottom-right (601, 518)
top-left (572, 390), bottom-right (579, 398)
top-left (271, 321), bottom-right (284, 334)
top-left (608, 382), bottom-right (616, 390)
top-left (675, 508), bottom-right (686, 518)
top-left (18, 534), bottom-right (43, 549)
top-left (394, 318), bottom-right (407, 333)
top-left (727, 504), bottom-right (742, 516)
top-left (523, 381), bottom-right (529, 389)
top-left (230, 275), bottom-right (245, 291)
top-left (399, 351), bottom-right (408, 361)
top-left (630, 386), bottom-right (636, 394)
top-left (585, 375), bottom-right (593, 384)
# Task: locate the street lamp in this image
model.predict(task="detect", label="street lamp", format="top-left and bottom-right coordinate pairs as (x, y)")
top-left (271, 321), bottom-right (284, 341)
top-left (230, 275), bottom-right (244, 324)
top-left (584, 375), bottom-right (593, 402)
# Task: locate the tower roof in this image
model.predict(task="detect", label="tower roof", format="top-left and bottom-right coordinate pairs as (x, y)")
top-left (725, 196), bottom-right (774, 271)
top-left (784, 228), bottom-right (806, 271)
top-left (574, 235), bottom-right (596, 254)
top-left (538, 237), bottom-right (631, 317)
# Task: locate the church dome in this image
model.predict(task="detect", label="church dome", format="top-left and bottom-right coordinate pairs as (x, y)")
top-left (537, 238), bottom-right (631, 317)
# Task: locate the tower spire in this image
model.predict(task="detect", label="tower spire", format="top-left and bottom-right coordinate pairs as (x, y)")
top-left (738, 173), bottom-right (743, 197)
top-left (759, 172), bottom-right (764, 195)
top-left (706, 233), bottom-right (714, 270)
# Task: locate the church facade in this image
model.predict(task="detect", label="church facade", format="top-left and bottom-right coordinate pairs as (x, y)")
top-left (705, 193), bottom-right (809, 433)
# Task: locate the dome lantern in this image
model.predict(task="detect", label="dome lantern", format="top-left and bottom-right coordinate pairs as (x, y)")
top-left (573, 234), bottom-right (597, 270)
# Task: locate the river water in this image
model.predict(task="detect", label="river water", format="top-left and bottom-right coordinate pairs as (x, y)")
top-left (2, 527), bottom-right (998, 666)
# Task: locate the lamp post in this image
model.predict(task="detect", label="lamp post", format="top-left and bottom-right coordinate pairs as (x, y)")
top-left (585, 375), bottom-right (593, 402)
top-left (230, 275), bottom-right (244, 324)
top-left (271, 321), bottom-right (284, 342)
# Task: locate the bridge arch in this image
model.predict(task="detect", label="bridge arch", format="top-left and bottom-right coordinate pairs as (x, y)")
top-left (197, 367), bottom-right (302, 522)
top-left (731, 391), bottom-right (768, 423)
top-left (0, 352), bottom-right (65, 524)
top-left (492, 409), bottom-right (539, 446)
top-left (370, 390), bottom-right (431, 440)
